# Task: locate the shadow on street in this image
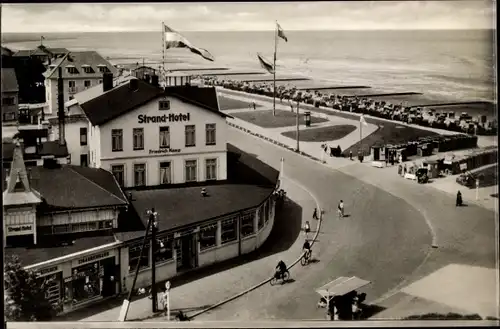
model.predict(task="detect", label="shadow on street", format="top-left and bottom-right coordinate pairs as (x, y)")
top-left (57, 197), bottom-right (303, 321)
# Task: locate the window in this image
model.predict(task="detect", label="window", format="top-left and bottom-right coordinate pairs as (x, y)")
top-left (159, 100), bottom-right (170, 111)
top-left (67, 67), bottom-right (79, 74)
top-left (159, 127), bottom-right (170, 148)
top-left (83, 66), bottom-right (94, 74)
top-left (240, 213), bottom-right (255, 237)
top-left (159, 162), bottom-right (171, 185)
top-left (221, 219), bottom-right (237, 244)
top-left (133, 128), bottom-right (144, 150)
top-left (52, 224), bottom-right (70, 234)
top-left (111, 129), bottom-right (123, 152)
top-left (80, 127), bottom-right (87, 145)
top-left (111, 165), bottom-right (125, 186)
top-left (98, 220), bottom-right (113, 230)
top-left (68, 80), bottom-right (76, 93)
top-left (205, 124), bottom-right (216, 145)
top-left (205, 158), bottom-right (217, 181)
top-left (200, 223), bottom-right (217, 250)
top-left (134, 163), bottom-right (146, 187)
top-left (128, 242), bottom-right (150, 272)
top-left (258, 207), bottom-right (264, 229)
top-left (185, 160), bottom-right (197, 182)
top-left (3, 112), bottom-right (16, 121)
top-left (71, 222), bottom-right (98, 232)
top-left (2, 97), bottom-right (15, 106)
top-left (154, 234), bottom-right (173, 262)
top-left (98, 66), bottom-right (109, 73)
top-left (84, 80), bottom-right (91, 88)
top-left (185, 125), bottom-right (196, 147)
top-left (98, 79), bottom-right (103, 84)
top-left (80, 154), bottom-right (88, 167)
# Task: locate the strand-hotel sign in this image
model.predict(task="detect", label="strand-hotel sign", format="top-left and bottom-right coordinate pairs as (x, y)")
top-left (138, 113), bottom-right (191, 124)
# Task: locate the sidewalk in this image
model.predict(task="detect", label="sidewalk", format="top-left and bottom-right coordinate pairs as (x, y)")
top-left (61, 176), bottom-right (319, 322)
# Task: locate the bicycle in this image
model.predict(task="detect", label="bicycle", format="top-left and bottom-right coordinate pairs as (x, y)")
top-left (300, 249), bottom-right (311, 266)
top-left (270, 270), bottom-right (290, 285)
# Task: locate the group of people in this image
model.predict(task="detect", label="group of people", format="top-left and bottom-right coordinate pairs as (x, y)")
top-left (319, 290), bottom-right (367, 320)
top-left (198, 76), bottom-right (496, 136)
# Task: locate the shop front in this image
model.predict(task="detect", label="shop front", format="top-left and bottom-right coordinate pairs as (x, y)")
top-left (63, 250), bottom-right (120, 310)
top-left (35, 265), bottom-right (64, 313)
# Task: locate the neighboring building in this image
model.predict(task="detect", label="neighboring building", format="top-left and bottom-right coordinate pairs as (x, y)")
top-left (13, 46), bottom-right (69, 66)
top-left (1, 46), bottom-right (15, 68)
top-left (165, 71), bottom-right (192, 87)
top-left (1, 68), bottom-right (19, 123)
top-left (43, 51), bottom-right (117, 116)
top-left (132, 66), bottom-right (158, 84)
top-left (3, 142), bottom-right (128, 312)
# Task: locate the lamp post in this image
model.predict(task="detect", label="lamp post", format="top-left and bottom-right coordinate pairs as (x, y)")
top-left (296, 98), bottom-right (300, 152)
top-left (147, 208), bottom-right (158, 313)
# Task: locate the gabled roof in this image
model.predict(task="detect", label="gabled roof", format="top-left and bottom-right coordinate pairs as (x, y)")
top-left (80, 79), bottom-right (230, 126)
top-left (73, 74), bottom-right (134, 105)
top-left (2, 165), bottom-right (128, 211)
top-left (1, 68), bottom-right (19, 92)
top-left (43, 51), bottom-right (117, 79)
top-left (13, 47), bottom-right (68, 58)
top-left (3, 142), bottom-right (42, 206)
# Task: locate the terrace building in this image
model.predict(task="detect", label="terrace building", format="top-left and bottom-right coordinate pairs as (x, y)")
top-left (1, 68), bottom-right (20, 124)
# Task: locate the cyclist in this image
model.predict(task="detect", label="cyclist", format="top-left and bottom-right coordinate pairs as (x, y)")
top-left (303, 240), bottom-right (312, 259)
top-left (275, 260), bottom-right (287, 280)
top-left (338, 200), bottom-right (344, 218)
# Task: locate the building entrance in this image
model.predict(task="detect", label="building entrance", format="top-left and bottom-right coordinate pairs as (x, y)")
top-left (176, 233), bottom-right (198, 272)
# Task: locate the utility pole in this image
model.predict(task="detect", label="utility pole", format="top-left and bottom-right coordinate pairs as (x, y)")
top-left (148, 208), bottom-right (158, 313)
top-left (296, 98), bottom-right (300, 152)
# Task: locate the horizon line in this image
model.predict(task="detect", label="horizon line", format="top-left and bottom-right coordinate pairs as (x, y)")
top-left (2, 28), bottom-right (494, 34)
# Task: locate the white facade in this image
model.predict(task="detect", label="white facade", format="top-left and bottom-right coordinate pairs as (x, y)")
top-left (88, 96), bottom-right (228, 187)
top-left (45, 78), bottom-right (102, 116)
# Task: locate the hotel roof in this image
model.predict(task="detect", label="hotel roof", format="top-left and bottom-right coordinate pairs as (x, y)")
top-left (1, 68), bottom-right (19, 93)
top-left (80, 79), bottom-right (230, 126)
top-left (13, 46), bottom-right (69, 58)
top-left (117, 143), bottom-right (279, 241)
top-left (72, 74), bottom-right (134, 105)
top-left (43, 51), bottom-right (117, 79)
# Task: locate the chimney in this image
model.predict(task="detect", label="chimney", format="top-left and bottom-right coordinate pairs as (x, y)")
top-left (129, 78), bottom-right (139, 91)
top-left (57, 67), bottom-right (66, 146)
top-left (103, 72), bottom-right (113, 92)
top-left (151, 75), bottom-right (159, 87)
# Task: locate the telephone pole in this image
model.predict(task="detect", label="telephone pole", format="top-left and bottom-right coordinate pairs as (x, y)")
top-left (296, 98), bottom-right (300, 152)
top-left (148, 208), bottom-right (159, 313)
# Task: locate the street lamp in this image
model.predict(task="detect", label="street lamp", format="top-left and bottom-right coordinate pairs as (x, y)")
top-left (147, 208), bottom-right (159, 313)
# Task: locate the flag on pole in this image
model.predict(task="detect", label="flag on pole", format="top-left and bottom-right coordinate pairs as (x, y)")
top-left (164, 25), bottom-right (214, 61)
top-left (277, 22), bottom-right (288, 42)
top-left (360, 114), bottom-right (368, 126)
top-left (257, 53), bottom-right (275, 74)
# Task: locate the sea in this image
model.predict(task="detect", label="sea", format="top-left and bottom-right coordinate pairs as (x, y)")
top-left (2, 29), bottom-right (496, 115)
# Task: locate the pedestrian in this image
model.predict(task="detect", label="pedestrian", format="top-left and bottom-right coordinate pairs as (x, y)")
top-left (403, 164), bottom-right (407, 176)
top-left (456, 191), bottom-right (462, 206)
top-left (313, 208), bottom-right (318, 220)
top-left (253, 102), bottom-right (256, 110)
top-left (349, 150), bottom-right (353, 161)
top-left (304, 221), bottom-right (311, 238)
top-left (398, 164), bottom-right (402, 176)
top-left (338, 200), bottom-right (344, 218)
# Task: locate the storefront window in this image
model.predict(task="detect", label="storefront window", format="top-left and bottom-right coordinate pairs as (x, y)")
top-left (72, 263), bottom-right (100, 304)
top-left (128, 242), bottom-right (150, 273)
top-left (258, 206), bottom-right (264, 230)
top-left (221, 219), bottom-right (237, 244)
top-left (155, 235), bottom-right (173, 263)
top-left (240, 213), bottom-right (255, 237)
top-left (37, 273), bottom-right (63, 311)
top-left (200, 223), bottom-right (217, 250)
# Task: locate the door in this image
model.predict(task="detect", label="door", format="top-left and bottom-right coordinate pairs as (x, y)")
top-left (176, 234), bottom-right (198, 271)
top-left (373, 148), bottom-right (380, 161)
top-left (80, 154), bottom-right (88, 167)
top-left (100, 257), bottom-right (116, 297)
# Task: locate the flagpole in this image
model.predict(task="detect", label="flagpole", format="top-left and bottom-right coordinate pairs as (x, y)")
top-left (360, 116), bottom-right (363, 155)
top-left (273, 21), bottom-right (278, 116)
top-left (162, 21), bottom-right (165, 86)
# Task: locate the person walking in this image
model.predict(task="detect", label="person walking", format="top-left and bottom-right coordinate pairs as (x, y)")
top-left (313, 208), bottom-right (318, 220)
top-left (338, 200), bottom-right (344, 218)
top-left (349, 150), bottom-right (353, 161)
top-left (456, 190), bottom-right (463, 207)
top-left (253, 102), bottom-right (256, 110)
top-left (304, 221), bottom-right (311, 238)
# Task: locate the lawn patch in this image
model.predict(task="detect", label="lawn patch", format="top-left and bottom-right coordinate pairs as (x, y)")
top-left (231, 110), bottom-right (328, 128)
top-left (281, 125), bottom-right (357, 142)
top-left (218, 96), bottom-right (261, 111)
top-left (343, 123), bottom-right (438, 156)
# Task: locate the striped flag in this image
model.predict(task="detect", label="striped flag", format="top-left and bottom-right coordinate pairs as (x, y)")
top-left (164, 25), bottom-right (214, 61)
top-left (360, 114), bottom-right (368, 126)
top-left (257, 53), bottom-right (274, 74)
top-left (277, 22), bottom-right (288, 42)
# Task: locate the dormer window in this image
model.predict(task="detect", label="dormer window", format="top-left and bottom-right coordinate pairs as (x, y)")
top-left (159, 100), bottom-right (170, 111)
top-left (97, 64), bottom-right (110, 73)
top-left (67, 66), bottom-right (79, 74)
top-left (82, 65), bottom-right (94, 74)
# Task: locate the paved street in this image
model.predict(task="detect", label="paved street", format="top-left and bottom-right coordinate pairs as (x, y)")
top-left (191, 127), bottom-right (433, 320)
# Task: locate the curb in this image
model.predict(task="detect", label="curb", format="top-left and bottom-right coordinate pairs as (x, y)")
top-left (187, 175), bottom-right (323, 320)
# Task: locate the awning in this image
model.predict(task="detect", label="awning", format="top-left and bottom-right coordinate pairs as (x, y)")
top-left (316, 276), bottom-right (371, 298)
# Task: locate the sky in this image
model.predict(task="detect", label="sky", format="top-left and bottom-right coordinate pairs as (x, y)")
top-left (1, 1), bottom-right (496, 33)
